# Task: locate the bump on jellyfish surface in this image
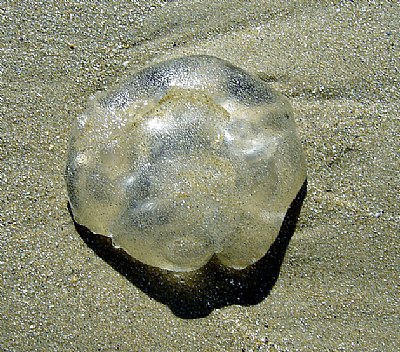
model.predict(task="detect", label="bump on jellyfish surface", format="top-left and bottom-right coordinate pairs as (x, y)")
top-left (65, 55), bottom-right (306, 272)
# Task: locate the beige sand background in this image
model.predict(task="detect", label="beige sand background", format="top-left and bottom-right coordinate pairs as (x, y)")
top-left (1, 0), bottom-right (399, 350)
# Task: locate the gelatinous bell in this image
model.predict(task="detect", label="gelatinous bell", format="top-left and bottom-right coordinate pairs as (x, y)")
top-left (65, 55), bottom-right (306, 271)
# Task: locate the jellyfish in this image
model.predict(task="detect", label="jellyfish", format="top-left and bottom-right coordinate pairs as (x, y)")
top-left (65, 55), bottom-right (306, 271)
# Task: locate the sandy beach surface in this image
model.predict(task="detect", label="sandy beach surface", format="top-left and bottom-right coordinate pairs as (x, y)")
top-left (1, 1), bottom-right (399, 351)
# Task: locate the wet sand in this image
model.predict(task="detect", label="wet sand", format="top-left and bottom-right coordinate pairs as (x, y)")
top-left (1, 1), bottom-right (399, 350)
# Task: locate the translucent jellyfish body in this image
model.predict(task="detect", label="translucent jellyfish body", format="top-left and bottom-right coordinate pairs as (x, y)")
top-left (65, 55), bottom-right (306, 271)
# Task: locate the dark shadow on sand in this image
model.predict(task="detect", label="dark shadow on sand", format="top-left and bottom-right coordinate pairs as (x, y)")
top-left (71, 181), bottom-right (307, 319)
